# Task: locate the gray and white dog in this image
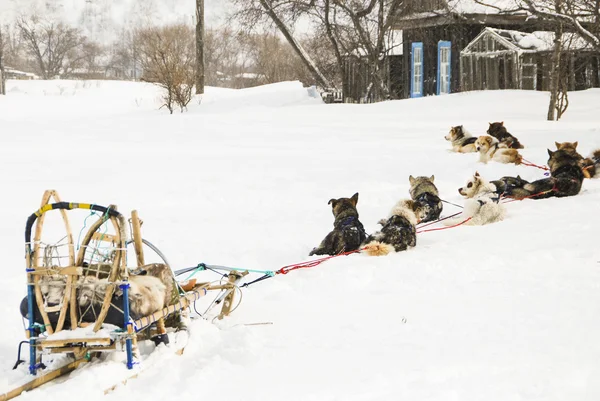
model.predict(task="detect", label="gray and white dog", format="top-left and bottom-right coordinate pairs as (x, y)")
top-left (409, 175), bottom-right (442, 223)
top-left (363, 199), bottom-right (429, 256)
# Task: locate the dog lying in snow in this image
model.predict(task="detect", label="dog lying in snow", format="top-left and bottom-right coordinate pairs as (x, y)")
top-left (409, 175), bottom-right (443, 223)
top-left (475, 135), bottom-right (522, 165)
top-left (309, 193), bottom-right (367, 256)
top-left (555, 141), bottom-right (599, 179)
top-left (444, 172), bottom-right (505, 226)
top-left (507, 149), bottom-right (584, 200)
top-left (445, 125), bottom-right (478, 153)
top-left (362, 199), bottom-right (429, 256)
top-left (487, 122), bottom-right (524, 149)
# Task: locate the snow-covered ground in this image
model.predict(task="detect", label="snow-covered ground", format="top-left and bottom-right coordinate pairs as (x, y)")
top-left (1, 79), bottom-right (600, 400)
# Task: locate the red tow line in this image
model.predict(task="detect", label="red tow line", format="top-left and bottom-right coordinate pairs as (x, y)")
top-left (277, 248), bottom-right (365, 275)
top-left (416, 217), bottom-right (472, 234)
top-left (521, 158), bottom-right (550, 171)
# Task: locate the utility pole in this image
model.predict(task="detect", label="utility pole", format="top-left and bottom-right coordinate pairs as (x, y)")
top-left (0, 26), bottom-right (5, 95)
top-left (196, 0), bottom-right (205, 94)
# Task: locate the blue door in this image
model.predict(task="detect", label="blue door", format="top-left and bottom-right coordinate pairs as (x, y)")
top-left (437, 41), bottom-right (452, 95)
top-left (410, 42), bottom-right (424, 98)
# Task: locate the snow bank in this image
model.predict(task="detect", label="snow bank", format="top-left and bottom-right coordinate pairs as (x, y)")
top-left (0, 81), bottom-right (599, 401)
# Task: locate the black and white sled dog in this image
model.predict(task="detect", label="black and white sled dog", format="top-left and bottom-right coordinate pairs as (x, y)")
top-left (362, 199), bottom-right (429, 256)
top-left (445, 125), bottom-right (478, 153)
top-left (445, 172), bottom-right (505, 226)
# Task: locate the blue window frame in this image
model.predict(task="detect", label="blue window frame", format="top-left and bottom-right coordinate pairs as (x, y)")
top-left (437, 41), bottom-right (452, 95)
top-left (410, 42), bottom-right (424, 98)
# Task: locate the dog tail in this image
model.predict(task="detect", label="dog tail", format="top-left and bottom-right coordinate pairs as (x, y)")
top-left (363, 241), bottom-right (394, 256)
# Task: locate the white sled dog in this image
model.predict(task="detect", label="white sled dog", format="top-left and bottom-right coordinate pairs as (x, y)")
top-left (444, 172), bottom-right (505, 226)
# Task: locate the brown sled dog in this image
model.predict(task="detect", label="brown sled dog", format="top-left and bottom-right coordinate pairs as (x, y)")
top-left (487, 122), bottom-right (524, 149)
top-left (309, 193), bottom-right (367, 256)
top-left (508, 149), bottom-right (584, 200)
top-left (555, 141), bottom-right (597, 179)
top-left (475, 135), bottom-right (522, 165)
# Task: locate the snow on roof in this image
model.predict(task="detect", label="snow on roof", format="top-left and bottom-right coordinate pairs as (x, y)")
top-left (446, 0), bottom-right (522, 14)
top-left (463, 27), bottom-right (594, 54)
top-left (491, 28), bottom-right (593, 51)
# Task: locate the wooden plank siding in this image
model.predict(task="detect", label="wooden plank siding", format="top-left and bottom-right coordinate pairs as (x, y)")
top-left (402, 24), bottom-right (481, 98)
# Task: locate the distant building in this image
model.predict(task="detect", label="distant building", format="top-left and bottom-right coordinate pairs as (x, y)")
top-left (4, 66), bottom-right (39, 80)
top-left (343, 0), bottom-right (600, 101)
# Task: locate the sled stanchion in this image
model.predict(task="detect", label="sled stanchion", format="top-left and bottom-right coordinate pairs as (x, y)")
top-left (120, 282), bottom-right (135, 370)
top-left (26, 268), bottom-right (37, 376)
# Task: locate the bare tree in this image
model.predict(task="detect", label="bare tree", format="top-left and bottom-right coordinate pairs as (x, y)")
top-left (17, 16), bottom-right (87, 79)
top-left (232, 0), bottom-right (334, 89)
top-left (196, 0), bottom-right (205, 94)
top-left (137, 24), bottom-right (196, 113)
top-left (231, 0), bottom-right (405, 101)
top-left (204, 27), bottom-right (245, 87)
top-left (515, 0), bottom-right (600, 120)
top-left (518, 0), bottom-right (600, 49)
top-left (0, 26), bottom-right (6, 95)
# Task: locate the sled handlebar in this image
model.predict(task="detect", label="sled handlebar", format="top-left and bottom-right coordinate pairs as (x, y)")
top-left (25, 202), bottom-right (122, 247)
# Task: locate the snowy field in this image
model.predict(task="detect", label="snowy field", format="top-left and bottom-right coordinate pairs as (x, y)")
top-left (1, 79), bottom-right (600, 400)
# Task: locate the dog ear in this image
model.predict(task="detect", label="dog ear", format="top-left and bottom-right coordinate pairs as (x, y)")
top-left (547, 149), bottom-right (554, 157)
top-left (429, 175), bottom-right (435, 182)
top-left (409, 175), bottom-right (416, 186)
top-left (350, 192), bottom-right (359, 206)
top-left (328, 198), bottom-right (337, 208)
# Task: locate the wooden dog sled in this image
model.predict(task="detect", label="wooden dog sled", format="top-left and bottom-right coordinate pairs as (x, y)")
top-left (2, 190), bottom-right (245, 401)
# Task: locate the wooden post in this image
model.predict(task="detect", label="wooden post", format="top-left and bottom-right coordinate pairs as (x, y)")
top-left (218, 271), bottom-right (248, 320)
top-left (130, 210), bottom-right (145, 267)
top-left (195, 0), bottom-right (205, 95)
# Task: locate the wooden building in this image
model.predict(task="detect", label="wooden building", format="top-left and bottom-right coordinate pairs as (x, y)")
top-left (461, 28), bottom-right (600, 91)
top-left (342, 0), bottom-right (599, 101)
top-left (394, 0), bottom-right (535, 98)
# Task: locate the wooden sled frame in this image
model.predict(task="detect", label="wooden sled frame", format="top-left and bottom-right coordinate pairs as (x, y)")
top-left (21, 190), bottom-right (244, 385)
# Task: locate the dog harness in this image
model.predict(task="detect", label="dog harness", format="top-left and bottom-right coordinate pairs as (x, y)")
top-left (477, 192), bottom-right (501, 206)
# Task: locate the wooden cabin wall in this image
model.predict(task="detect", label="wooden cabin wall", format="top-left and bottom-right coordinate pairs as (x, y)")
top-left (402, 24), bottom-right (482, 98)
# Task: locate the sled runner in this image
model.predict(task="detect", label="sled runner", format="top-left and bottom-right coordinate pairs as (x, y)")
top-left (3, 190), bottom-right (245, 401)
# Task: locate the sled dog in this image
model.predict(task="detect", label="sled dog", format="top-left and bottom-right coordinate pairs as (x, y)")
top-left (445, 172), bottom-right (505, 226)
top-left (309, 193), bottom-right (367, 256)
top-left (409, 175), bottom-right (442, 223)
top-left (362, 199), bottom-right (428, 256)
top-left (555, 141), bottom-right (597, 179)
top-left (487, 122), bottom-right (524, 149)
top-left (445, 125), bottom-right (478, 153)
top-left (508, 149), bottom-right (584, 200)
top-left (475, 135), bottom-right (522, 165)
